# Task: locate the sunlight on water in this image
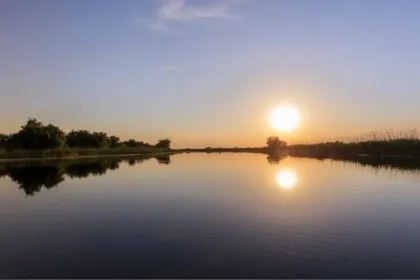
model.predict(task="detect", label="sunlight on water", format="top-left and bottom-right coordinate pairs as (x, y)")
top-left (275, 168), bottom-right (297, 190)
top-left (3, 154), bottom-right (420, 278)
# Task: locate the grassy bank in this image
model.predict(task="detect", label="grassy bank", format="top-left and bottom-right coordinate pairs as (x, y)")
top-left (287, 129), bottom-right (420, 158)
top-left (0, 147), bottom-right (172, 160)
top-left (289, 139), bottom-right (420, 158)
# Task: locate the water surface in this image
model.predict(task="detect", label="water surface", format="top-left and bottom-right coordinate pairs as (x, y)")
top-left (1, 153), bottom-right (420, 278)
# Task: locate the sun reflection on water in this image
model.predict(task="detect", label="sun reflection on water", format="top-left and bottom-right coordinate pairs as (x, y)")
top-left (275, 169), bottom-right (297, 190)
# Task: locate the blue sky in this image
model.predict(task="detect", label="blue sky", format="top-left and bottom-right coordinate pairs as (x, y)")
top-left (1, 0), bottom-right (420, 147)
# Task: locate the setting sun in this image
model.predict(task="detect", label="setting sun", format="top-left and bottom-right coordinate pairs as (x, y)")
top-left (269, 105), bottom-right (300, 132)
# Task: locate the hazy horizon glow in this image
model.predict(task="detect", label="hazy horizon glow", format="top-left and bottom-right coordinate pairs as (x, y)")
top-left (1, 0), bottom-right (420, 148)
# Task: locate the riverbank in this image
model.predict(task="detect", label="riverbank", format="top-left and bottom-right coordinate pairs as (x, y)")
top-left (0, 147), bottom-right (172, 162)
top-left (0, 147), bottom-right (272, 162)
top-left (3, 140), bottom-right (420, 163)
top-left (288, 139), bottom-right (420, 159)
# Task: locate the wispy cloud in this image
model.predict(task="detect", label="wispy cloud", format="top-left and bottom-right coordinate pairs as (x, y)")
top-left (133, 0), bottom-right (243, 32)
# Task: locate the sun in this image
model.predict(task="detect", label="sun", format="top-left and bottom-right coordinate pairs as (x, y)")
top-left (269, 105), bottom-right (300, 132)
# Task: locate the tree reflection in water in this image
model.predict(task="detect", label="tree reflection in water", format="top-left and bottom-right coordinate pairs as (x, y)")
top-left (266, 153), bottom-right (287, 164)
top-left (3, 152), bottom-right (420, 197)
top-left (266, 152), bottom-right (420, 183)
top-left (0, 155), bottom-right (171, 196)
top-left (155, 154), bottom-right (171, 165)
top-left (8, 165), bottom-right (65, 196)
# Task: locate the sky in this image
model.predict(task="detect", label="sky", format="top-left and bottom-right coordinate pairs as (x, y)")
top-left (1, 0), bottom-right (420, 148)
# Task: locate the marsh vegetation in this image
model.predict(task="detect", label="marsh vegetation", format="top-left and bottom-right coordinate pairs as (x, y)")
top-left (289, 129), bottom-right (420, 158)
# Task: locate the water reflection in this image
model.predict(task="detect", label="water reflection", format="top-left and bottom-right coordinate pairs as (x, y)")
top-left (4, 152), bottom-right (420, 197)
top-left (266, 153), bottom-right (287, 164)
top-left (155, 154), bottom-right (171, 165)
top-left (267, 152), bottom-right (420, 173)
top-left (0, 155), bottom-right (171, 196)
top-left (275, 169), bottom-right (297, 190)
top-left (4, 153), bottom-right (420, 278)
top-left (266, 153), bottom-right (420, 189)
top-left (293, 154), bottom-right (420, 172)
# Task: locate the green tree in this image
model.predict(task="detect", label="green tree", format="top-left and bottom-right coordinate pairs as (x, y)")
top-left (109, 136), bottom-right (120, 148)
top-left (13, 118), bottom-right (67, 150)
top-left (0, 134), bottom-right (9, 150)
top-left (67, 130), bottom-right (94, 148)
top-left (155, 138), bottom-right (171, 149)
top-left (92, 132), bottom-right (110, 148)
top-left (124, 139), bottom-right (138, 147)
top-left (266, 136), bottom-right (287, 150)
top-left (1, 118), bottom-right (171, 151)
top-left (67, 130), bottom-right (111, 148)
top-left (44, 124), bottom-right (67, 149)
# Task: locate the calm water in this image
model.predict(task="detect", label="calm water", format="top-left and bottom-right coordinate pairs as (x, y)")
top-left (1, 153), bottom-right (420, 278)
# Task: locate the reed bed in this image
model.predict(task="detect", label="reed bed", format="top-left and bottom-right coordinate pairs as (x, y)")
top-left (289, 128), bottom-right (420, 158)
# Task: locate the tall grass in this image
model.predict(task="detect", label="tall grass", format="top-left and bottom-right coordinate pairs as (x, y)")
top-left (340, 128), bottom-right (419, 143)
top-left (289, 128), bottom-right (420, 158)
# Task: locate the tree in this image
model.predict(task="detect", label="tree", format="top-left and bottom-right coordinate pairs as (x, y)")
top-left (1, 118), bottom-right (171, 151)
top-left (109, 136), bottom-right (120, 148)
top-left (155, 138), bottom-right (171, 149)
top-left (44, 124), bottom-right (67, 149)
top-left (92, 132), bottom-right (110, 148)
top-left (266, 136), bottom-right (287, 150)
top-left (66, 130), bottom-right (110, 148)
top-left (137, 141), bottom-right (152, 148)
top-left (12, 118), bottom-right (67, 150)
top-left (121, 139), bottom-right (153, 148)
top-left (6, 133), bottom-right (18, 150)
top-left (125, 139), bottom-right (138, 147)
top-left (0, 134), bottom-right (9, 150)
top-left (66, 130), bottom-right (89, 148)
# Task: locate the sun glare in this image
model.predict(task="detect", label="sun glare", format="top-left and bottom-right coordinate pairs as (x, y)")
top-left (275, 169), bottom-right (297, 190)
top-left (269, 105), bottom-right (300, 132)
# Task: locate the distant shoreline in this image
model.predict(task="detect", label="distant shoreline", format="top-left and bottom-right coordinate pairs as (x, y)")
top-left (0, 147), bottom-right (174, 162)
top-left (0, 147), bottom-right (269, 162)
top-left (178, 147), bottom-right (269, 153)
top-left (0, 152), bottom-right (178, 163)
top-left (2, 144), bottom-right (420, 163)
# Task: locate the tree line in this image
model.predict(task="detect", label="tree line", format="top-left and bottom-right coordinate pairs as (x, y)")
top-left (266, 136), bottom-right (287, 150)
top-left (0, 118), bottom-right (171, 151)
